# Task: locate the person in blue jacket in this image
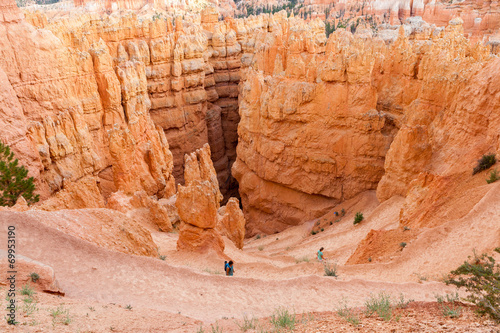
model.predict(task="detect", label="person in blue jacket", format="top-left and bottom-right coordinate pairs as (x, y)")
top-left (225, 260), bottom-right (234, 276)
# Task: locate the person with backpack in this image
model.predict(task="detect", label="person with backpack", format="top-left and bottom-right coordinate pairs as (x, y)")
top-left (225, 260), bottom-right (234, 276)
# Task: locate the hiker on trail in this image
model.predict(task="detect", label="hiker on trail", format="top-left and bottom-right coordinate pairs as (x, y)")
top-left (317, 247), bottom-right (326, 262)
top-left (225, 260), bottom-right (234, 276)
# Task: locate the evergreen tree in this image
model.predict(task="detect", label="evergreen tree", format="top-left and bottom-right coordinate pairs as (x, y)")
top-left (0, 141), bottom-right (39, 206)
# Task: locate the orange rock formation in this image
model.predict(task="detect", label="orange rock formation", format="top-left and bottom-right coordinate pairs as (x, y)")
top-left (176, 144), bottom-right (225, 253)
top-left (2, 0), bottom-right (500, 261)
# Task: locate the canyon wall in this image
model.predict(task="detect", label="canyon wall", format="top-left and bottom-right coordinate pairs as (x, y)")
top-left (1, 0), bottom-right (176, 206)
top-left (0, 4), bottom-right (256, 204)
top-left (235, 14), bottom-right (499, 236)
top-left (3, 0), bottom-right (500, 243)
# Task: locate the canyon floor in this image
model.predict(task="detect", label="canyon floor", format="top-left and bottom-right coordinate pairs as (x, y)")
top-left (1, 190), bottom-right (499, 332)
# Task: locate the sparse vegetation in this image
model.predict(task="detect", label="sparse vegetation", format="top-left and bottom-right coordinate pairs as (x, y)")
top-left (403, 226), bottom-right (410, 231)
top-left (324, 261), bottom-right (338, 277)
top-left (21, 284), bottom-right (35, 297)
top-left (435, 292), bottom-right (460, 304)
top-left (368, 257), bottom-right (372, 262)
top-left (270, 307), bottom-right (295, 331)
top-left (210, 323), bottom-right (223, 333)
top-left (364, 291), bottom-right (392, 321)
top-left (125, 304), bottom-right (132, 310)
top-left (0, 141), bottom-right (39, 207)
top-left (435, 292), bottom-right (461, 318)
top-left (258, 246), bottom-right (264, 251)
top-left (311, 230), bottom-right (317, 235)
top-left (486, 169), bottom-right (500, 184)
top-left (400, 242), bottom-right (407, 249)
top-left (295, 256), bottom-right (310, 263)
top-left (473, 153), bottom-right (496, 175)
top-left (29, 272), bottom-right (40, 283)
top-left (236, 314), bottom-right (258, 331)
top-left (341, 208), bottom-right (346, 216)
top-left (256, 234), bottom-right (261, 240)
top-left (442, 304), bottom-right (461, 318)
top-left (22, 297), bottom-right (38, 317)
top-left (337, 297), bottom-right (360, 326)
top-left (353, 212), bottom-right (364, 225)
top-left (396, 293), bottom-right (414, 309)
top-left (50, 305), bottom-right (71, 326)
top-left (414, 272), bottom-right (429, 282)
top-left (159, 255), bottom-right (166, 260)
top-left (445, 248), bottom-right (500, 322)
top-left (320, 228), bottom-right (324, 232)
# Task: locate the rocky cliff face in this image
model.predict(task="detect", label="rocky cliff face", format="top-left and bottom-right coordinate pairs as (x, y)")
top-left (3, 0), bottom-right (500, 248)
top-left (234, 14), bottom-right (498, 236)
top-left (233, 19), bottom-right (400, 234)
top-left (0, 0), bottom-right (172, 207)
top-left (289, 0), bottom-right (500, 44)
top-left (22, 6), bottom-right (268, 201)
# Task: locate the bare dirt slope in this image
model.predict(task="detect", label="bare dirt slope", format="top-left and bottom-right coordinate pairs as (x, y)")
top-left (1, 184), bottom-right (499, 331)
top-left (1, 210), bottom-right (453, 322)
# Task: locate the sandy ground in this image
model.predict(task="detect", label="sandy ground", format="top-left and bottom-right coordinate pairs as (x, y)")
top-left (0, 186), bottom-right (499, 331)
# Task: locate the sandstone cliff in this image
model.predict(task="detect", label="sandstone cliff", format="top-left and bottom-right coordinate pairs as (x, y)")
top-left (233, 13), bottom-right (498, 239)
top-left (3, 0), bottom-right (500, 252)
top-left (0, 0), bottom-right (177, 210)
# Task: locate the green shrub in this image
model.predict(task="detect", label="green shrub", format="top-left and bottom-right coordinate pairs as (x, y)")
top-left (0, 141), bottom-right (39, 206)
top-left (29, 272), bottom-right (40, 283)
top-left (270, 307), bottom-right (295, 330)
top-left (311, 230), bottom-right (317, 235)
top-left (337, 297), bottom-right (360, 326)
top-left (258, 246), bottom-right (264, 251)
top-left (400, 242), bottom-right (407, 249)
top-left (442, 304), bottom-right (461, 318)
top-left (473, 153), bottom-right (496, 175)
top-left (236, 315), bottom-right (257, 331)
top-left (365, 291), bottom-right (392, 321)
top-left (320, 228), bottom-right (324, 232)
top-left (445, 248), bottom-right (500, 323)
top-left (486, 169), bottom-right (500, 184)
top-left (341, 208), bottom-right (346, 216)
top-left (396, 293), bottom-right (414, 309)
top-left (21, 284), bottom-right (35, 297)
top-left (324, 262), bottom-right (338, 277)
top-left (353, 212), bottom-right (364, 225)
top-left (50, 305), bottom-right (71, 326)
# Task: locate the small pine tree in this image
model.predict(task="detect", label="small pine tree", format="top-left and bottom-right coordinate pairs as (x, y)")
top-left (353, 212), bottom-right (364, 225)
top-left (0, 142), bottom-right (39, 207)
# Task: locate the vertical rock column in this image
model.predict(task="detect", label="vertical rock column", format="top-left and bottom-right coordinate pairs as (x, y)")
top-left (175, 144), bottom-right (225, 253)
